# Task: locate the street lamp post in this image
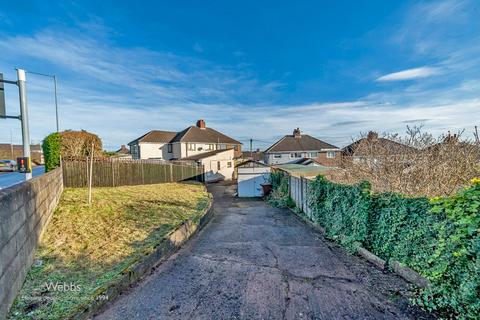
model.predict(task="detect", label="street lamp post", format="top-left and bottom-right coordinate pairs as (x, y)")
top-left (17, 69), bottom-right (32, 180)
top-left (27, 71), bottom-right (59, 132)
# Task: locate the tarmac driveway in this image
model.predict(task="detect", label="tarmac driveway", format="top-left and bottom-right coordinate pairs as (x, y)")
top-left (96, 182), bottom-right (430, 320)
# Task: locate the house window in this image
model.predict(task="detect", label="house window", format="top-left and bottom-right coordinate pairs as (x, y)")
top-left (217, 161), bottom-right (221, 170)
top-left (290, 152), bottom-right (302, 158)
top-left (188, 143), bottom-right (196, 151)
top-left (167, 144), bottom-right (172, 153)
top-left (234, 145), bottom-right (239, 151)
top-left (273, 154), bottom-right (282, 159)
top-left (327, 151), bottom-right (336, 158)
top-left (309, 152), bottom-right (318, 158)
top-left (218, 144), bottom-right (227, 150)
top-left (227, 161), bottom-right (232, 168)
top-left (207, 144), bottom-right (214, 150)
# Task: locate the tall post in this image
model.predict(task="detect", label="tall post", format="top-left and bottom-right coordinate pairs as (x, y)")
top-left (88, 143), bottom-right (94, 204)
top-left (17, 69), bottom-right (32, 180)
top-left (53, 75), bottom-right (59, 132)
top-left (10, 129), bottom-right (14, 159)
top-left (250, 138), bottom-right (253, 159)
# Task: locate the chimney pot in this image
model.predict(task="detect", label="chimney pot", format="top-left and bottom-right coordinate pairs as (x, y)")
top-left (293, 128), bottom-right (301, 138)
top-left (196, 119), bottom-right (206, 129)
top-left (367, 131), bottom-right (378, 140)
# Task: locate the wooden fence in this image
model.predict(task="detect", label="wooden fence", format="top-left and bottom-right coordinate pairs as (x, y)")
top-left (62, 158), bottom-right (204, 188)
top-left (273, 167), bottom-right (314, 218)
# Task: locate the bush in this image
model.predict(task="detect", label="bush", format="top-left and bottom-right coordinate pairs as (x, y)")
top-left (368, 194), bottom-right (438, 272)
top-left (272, 174), bottom-right (480, 318)
top-left (418, 179), bottom-right (480, 318)
top-left (268, 171), bottom-right (295, 208)
top-left (42, 132), bottom-right (62, 172)
top-left (308, 176), bottom-right (372, 249)
top-left (60, 130), bottom-right (102, 158)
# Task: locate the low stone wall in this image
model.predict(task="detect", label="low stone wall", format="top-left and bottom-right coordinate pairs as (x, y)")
top-left (0, 168), bottom-right (63, 319)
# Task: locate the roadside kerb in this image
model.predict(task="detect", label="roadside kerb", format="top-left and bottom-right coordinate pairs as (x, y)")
top-left (69, 198), bottom-right (214, 320)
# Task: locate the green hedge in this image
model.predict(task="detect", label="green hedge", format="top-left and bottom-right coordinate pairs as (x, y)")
top-left (280, 175), bottom-right (480, 319)
top-left (268, 171), bottom-right (295, 208)
top-left (42, 132), bottom-right (62, 172)
top-left (308, 177), bottom-right (372, 248)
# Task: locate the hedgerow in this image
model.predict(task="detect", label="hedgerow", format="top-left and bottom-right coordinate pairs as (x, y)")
top-left (308, 176), bottom-right (371, 249)
top-left (42, 130), bottom-right (103, 172)
top-left (42, 132), bottom-right (62, 172)
top-left (272, 175), bottom-right (480, 318)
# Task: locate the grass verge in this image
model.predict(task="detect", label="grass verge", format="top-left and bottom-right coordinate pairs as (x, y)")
top-left (8, 182), bottom-right (210, 320)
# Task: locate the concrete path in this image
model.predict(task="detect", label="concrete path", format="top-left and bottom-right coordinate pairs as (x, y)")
top-left (96, 182), bottom-right (430, 320)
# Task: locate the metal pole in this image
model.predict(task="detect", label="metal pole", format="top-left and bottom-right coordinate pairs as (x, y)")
top-left (10, 129), bottom-right (14, 159)
top-left (26, 71), bottom-right (59, 132)
top-left (250, 138), bottom-right (253, 159)
top-left (17, 69), bottom-right (32, 180)
top-left (53, 75), bottom-right (59, 132)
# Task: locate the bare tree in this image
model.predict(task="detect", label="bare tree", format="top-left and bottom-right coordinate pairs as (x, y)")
top-left (326, 126), bottom-right (480, 197)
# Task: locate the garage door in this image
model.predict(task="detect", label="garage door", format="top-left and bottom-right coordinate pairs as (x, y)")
top-left (238, 173), bottom-right (269, 197)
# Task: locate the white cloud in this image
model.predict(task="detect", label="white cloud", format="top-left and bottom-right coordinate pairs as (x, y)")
top-left (1, 16), bottom-right (479, 151)
top-left (376, 67), bottom-right (440, 82)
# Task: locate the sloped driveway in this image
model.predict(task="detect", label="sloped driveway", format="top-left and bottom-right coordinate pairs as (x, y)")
top-left (96, 182), bottom-right (430, 319)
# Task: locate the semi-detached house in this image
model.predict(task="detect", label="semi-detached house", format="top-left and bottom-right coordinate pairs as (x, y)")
top-left (264, 128), bottom-right (340, 166)
top-left (128, 120), bottom-right (242, 181)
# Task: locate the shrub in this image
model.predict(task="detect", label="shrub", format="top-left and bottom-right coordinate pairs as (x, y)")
top-left (272, 173), bottom-right (480, 318)
top-left (268, 171), bottom-right (295, 208)
top-left (327, 126), bottom-right (480, 197)
top-left (418, 179), bottom-right (480, 318)
top-left (42, 132), bottom-right (62, 172)
top-left (60, 130), bottom-right (102, 158)
top-left (307, 176), bottom-right (372, 249)
top-left (367, 194), bottom-right (438, 272)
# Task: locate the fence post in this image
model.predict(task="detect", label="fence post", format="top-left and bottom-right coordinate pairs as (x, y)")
top-left (170, 164), bottom-right (173, 182)
top-left (300, 176), bottom-right (304, 212)
top-left (288, 174), bottom-right (291, 199)
top-left (111, 160), bottom-right (115, 187)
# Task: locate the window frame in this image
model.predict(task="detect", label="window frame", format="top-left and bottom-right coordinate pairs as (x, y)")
top-left (273, 154), bottom-right (282, 159)
top-left (326, 151), bottom-right (336, 158)
top-left (167, 143), bottom-right (172, 153)
top-left (188, 143), bottom-right (196, 151)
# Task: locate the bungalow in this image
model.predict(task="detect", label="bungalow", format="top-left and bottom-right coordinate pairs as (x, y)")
top-left (342, 131), bottom-right (414, 163)
top-left (264, 128), bottom-right (340, 166)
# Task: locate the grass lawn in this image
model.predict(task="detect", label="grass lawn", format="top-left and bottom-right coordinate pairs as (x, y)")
top-left (9, 182), bottom-right (210, 320)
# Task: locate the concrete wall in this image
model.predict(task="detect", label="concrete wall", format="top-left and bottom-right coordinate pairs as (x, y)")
top-left (0, 168), bottom-right (63, 319)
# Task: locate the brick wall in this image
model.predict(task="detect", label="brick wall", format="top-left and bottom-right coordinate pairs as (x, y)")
top-left (0, 168), bottom-right (63, 319)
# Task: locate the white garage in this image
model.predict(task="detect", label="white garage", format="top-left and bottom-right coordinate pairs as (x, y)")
top-left (237, 160), bottom-right (271, 197)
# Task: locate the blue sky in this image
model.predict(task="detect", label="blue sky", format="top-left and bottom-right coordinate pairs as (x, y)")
top-left (1, 0), bottom-right (479, 150)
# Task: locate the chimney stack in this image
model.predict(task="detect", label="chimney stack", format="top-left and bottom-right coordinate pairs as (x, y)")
top-left (367, 131), bottom-right (378, 140)
top-left (293, 128), bottom-right (301, 138)
top-left (196, 119), bottom-right (206, 129)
